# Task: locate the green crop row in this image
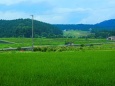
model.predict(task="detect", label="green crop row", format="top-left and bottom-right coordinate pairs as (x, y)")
top-left (0, 51), bottom-right (115, 86)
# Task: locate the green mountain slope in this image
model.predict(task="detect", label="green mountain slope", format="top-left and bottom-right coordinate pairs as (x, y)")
top-left (0, 19), bottom-right (63, 38)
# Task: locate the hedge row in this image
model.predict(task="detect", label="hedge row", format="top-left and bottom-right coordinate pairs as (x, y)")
top-left (33, 46), bottom-right (82, 52)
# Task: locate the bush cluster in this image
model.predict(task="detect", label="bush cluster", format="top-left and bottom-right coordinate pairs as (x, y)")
top-left (33, 46), bottom-right (56, 52)
top-left (16, 44), bottom-right (95, 52)
top-left (33, 46), bottom-right (79, 52)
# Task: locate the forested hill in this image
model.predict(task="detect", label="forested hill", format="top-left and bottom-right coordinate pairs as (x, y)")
top-left (0, 19), bottom-right (63, 38)
top-left (53, 19), bottom-right (115, 31)
top-left (95, 19), bottom-right (115, 29)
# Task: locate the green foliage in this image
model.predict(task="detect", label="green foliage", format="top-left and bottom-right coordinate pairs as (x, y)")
top-left (0, 19), bottom-right (63, 38)
top-left (17, 46), bottom-right (22, 51)
top-left (91, 29), bottom-right (115, 38)
top-left (0, 51), bottom-right (115, 86)
top-left (89, 44), bottom-right (94, 47)
top-left (33, 46), bottom-right (70, 52)
top-left (80, 44), bottom-right (85, 47)
top-left (33, 46), bottom-right (48, 52)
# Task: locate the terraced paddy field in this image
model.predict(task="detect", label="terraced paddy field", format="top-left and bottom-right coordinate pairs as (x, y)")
top-left (0, 51), bottom-right (115, 86)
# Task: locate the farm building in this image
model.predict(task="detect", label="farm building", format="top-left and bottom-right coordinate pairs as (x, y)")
top-left (107, 36), bottom-right (115, 40)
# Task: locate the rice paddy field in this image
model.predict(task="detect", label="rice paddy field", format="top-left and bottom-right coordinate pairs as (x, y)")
top-left (0, 51), bottom-right (115, 86)
top-left (0, 38), bottom-right (115, 86)
top-left (0, 38), bottom-right (114, 49)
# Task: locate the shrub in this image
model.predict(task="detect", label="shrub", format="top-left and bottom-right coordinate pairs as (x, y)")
top-left (80, 44), bottom-right (85, 47)
top-left (17, 46), bottom-right (22, 51)
top-left (90, 44), bottom-right (94, 47)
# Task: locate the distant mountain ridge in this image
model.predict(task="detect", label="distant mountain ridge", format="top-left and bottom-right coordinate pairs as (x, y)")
top-left (95, 19), bottom-right (115, 28)
top-left (53, 19), bottom-right (115, 31)
top-left (96, 19), bottom-right (115, 26)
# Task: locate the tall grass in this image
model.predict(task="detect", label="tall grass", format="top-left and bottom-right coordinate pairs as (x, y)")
top-left (0, 51), bottom-right (115, 86)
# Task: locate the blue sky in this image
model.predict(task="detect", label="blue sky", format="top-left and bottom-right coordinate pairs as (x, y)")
top-left (0, 0), bottom-right (115, 24)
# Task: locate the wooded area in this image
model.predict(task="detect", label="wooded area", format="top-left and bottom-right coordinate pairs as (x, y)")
top-left (0, 19), bottom-right (63, 38)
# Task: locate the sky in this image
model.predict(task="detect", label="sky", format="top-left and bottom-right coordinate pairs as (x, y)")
top-left (0, 0), bottom-right (115, 24)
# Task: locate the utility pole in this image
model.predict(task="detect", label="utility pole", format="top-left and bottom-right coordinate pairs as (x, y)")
top-left (31, 15), bottom-right (34, 51)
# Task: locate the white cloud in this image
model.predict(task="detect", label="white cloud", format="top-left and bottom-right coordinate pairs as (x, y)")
top-left (78, 8), bottom-right (115, 24)
top-left (0, 10), bottom-right (65, 24)
top-left (0, 11), bottom-right (28, 19)
top-left (52, 8), bottom-right (92, 14)
top-left (30, 0), bottom-right (52, 3)
top-left (0, 0), bottom-right (27, 5)
top-left (0, 0), bottom-right (115, 24)
top-left (0, 0), bottom-right (55, 5)
top-left (35, 14), bottom-right (66, 24)
top-left (108, 0), bottom-right (115, 5)
top-left (34, 7), bottom-right (91, 24)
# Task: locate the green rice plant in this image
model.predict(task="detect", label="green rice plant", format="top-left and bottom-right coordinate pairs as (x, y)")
top-left (0, 51), bottom-right (115, 86)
